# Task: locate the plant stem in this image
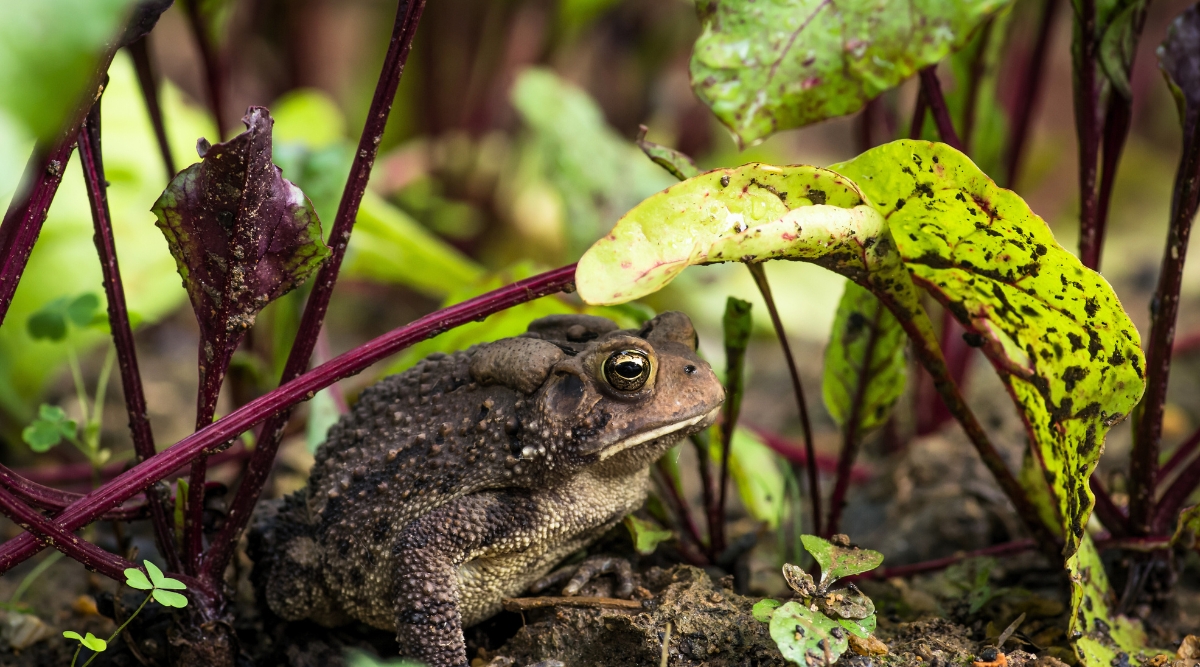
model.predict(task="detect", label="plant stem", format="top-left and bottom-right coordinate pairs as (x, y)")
top-left (12, 444), bottom-right (245, 488)
top-left (201, 0), bottom-right (429, 584)
top-left (126, 36), bottom-right (176, 181)
top-left (0, 141), bottom-right (77, 328)
top-left (71, 644), bottom-right (81, 667)
top-left (82, 592), bottom-right (152, 667)
top-left (66, 344), bottom-right (91, 429)
top-left (715, 297), bottom-right (751, 555)
top-left (1005, 0), bottom-right (1060, 189)
top-left (653, 460), bottom-right (706, 552)
top-left (181, 0), bottom-right (227, 138)
top-left (909, 89), bottom-right (928, 141)
top-left (959, 18), bottom-right (995, 155)
top-left (825, 303), bottom-right (885, 537)
top-left (9, 551), bottom-right (63, 604)
top-left (0, 464), bottom-right (146, 520)
top-left (856, 98), bottom-right (880, 153)
top-left (862, 539), bottom-right (1038, 579)
top-left (1089, 476), bottom-right (1128, 537)
top-left (1073, 0), bottom-right (1102, 269)
top-left (1133, 105), bottom-right (1200, 536)
top-left (0, 484), bottom-right (134, 582)
top-left (748, 425), bottom-right (870, 481)
top-left (747, 263), bottom-right (821, 536)
top-left (690, 431), bottom-right (720, 557)
top-left (1086, 93), bottom-right (1132, 270)
top-left (0, 264), bottom-right (575, 579)
top-left (184, 342), bottom-right (236, 574)
top-left (79, 100), bottom-right (179, 571)
top-left (918, 67), bottom-right (973, 436)
top-left (1158, 424), bottom-right (1200, 484)
top-left (918, 66), bottom-right (964, 152)
top-left (92, 346), bottom-right (116, 429)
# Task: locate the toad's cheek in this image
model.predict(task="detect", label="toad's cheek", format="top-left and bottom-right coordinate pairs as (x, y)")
top-left (596, 405), bottom-right (721, 460)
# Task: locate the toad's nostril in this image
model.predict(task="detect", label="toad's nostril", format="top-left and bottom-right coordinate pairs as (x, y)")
top-left (684, 365), bottom-right (697, 375)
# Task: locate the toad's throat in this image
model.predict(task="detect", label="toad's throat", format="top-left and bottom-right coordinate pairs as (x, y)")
top-left (597, 406), bottom-right (721, 460)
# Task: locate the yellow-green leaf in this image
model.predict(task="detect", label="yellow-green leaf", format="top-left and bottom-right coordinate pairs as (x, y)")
top-left (709, 426), bottom-right (786, 529)
top-left (1068, 535), bottom-right (1169, 666)
top-left (830, 140), bottom-right (1145, 560)
top-left (822, 281), bottom-right (907, 434)
top-left (622, 515), bottom-right (673, 556)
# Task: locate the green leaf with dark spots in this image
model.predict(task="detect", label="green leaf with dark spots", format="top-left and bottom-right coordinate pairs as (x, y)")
top-left (636, 126), bottom-right (700, 181)
top-left (1068, 535), bottom-right (1169, 666)
top-left (838, 613), bottom-right (876, 639)
top-left (800, 534), bottom-right (883, 590)
top-left (822, 281), bottom-right (907, 435)
top-left (830, 140), bottom-right (1146, 561)
top-left (690, 0), bottom-right (1009, 146)
top-left (768, 600), bottom-right (850, 665)
top-left (752, 598), bottom-right (781, 623)
top-left (815, 585), bottom-right (875, 620)
top-left (575, 160), bottom-right (945, 452)
top-left (151, 107), bottom-right (329, 359)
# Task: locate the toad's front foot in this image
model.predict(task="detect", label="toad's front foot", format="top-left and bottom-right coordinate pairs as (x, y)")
top-left (529, 555), bottom-right (634, 598)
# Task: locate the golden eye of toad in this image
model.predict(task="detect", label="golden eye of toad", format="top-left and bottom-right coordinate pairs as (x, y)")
top-left (604, 350), bottom-right (651, 391)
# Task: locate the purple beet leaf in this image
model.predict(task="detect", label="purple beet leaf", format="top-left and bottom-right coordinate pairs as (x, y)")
top-left (152, 106), bottom-right (329, 421)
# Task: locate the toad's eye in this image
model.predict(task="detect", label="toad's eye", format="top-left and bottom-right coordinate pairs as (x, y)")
top-left (603, 350), bottom-right (651, 391)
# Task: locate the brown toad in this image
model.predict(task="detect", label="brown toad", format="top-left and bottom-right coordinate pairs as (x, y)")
top-left (251, 312), bottom-right (724, 666)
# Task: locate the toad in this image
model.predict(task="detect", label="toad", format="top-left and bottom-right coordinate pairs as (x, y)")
top-left (251, 312), bottom-right (724, 666)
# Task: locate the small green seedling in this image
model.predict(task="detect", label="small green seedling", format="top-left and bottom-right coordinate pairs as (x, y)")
top-left (63, 560), bottom-right (188, 666)
top-left (123, 560), bottom-right (189, 608)
top-left (754, 535), bottom-right (884, 666)
top-left (24, 293), bottom-right (120, 475)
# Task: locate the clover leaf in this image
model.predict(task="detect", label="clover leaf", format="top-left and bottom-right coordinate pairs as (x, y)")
top-left (62, 630), bottom-right (107, 652)
top-left (22, 404), bottom-right (77, 453)
top-left (123, 567), bottom-right (153, 590)
top-left (124, 560), bottom-right (189, 608)
top-left (26, 293), bottom-right (102, 341)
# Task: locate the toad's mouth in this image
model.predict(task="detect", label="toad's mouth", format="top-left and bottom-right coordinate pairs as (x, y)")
top-left (597, 406), bottom-right (721, 460)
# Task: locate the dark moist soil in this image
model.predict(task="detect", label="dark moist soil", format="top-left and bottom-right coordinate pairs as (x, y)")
top-left (2, 547), bottom-right (1196, 667)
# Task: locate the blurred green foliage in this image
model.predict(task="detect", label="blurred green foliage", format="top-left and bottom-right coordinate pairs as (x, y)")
top-left (509, 68), bottom-right (675, 257)
top-left (270, 89), bottom-right (485, 298)
top-left (708, 426), bottom-right (786, 529)
top-left (0, 53), bottom-right (209, 430)
top-left (0, 0), bottom-right (135, 151)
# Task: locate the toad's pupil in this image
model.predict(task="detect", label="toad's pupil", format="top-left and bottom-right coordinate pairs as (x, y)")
top-left (604, 350), bottom-right (650, 391)
top-left (615, 361), bottom-right (642, 378)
